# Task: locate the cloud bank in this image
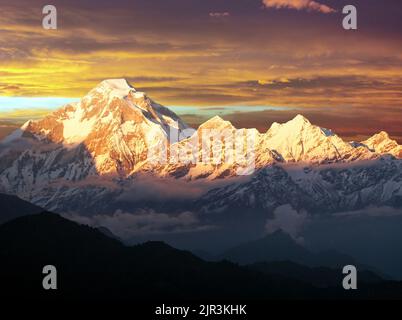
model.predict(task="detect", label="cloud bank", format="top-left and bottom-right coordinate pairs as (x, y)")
top-left (117, 174), bottom-right (247, 202)
top-left (262, 0), bottom-right (335, 13)
top-left (65, 209), bottom-right (215, 239)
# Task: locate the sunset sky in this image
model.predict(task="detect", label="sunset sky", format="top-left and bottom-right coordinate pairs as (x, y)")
top-left (0, 0), bottom-right (401, 142)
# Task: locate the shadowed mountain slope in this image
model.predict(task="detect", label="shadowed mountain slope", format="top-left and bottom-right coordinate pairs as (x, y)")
top-left (0, 193), bottom-right (43, 224)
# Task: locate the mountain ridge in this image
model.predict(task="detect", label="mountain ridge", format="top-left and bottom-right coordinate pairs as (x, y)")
top-left (216, 230), bottom-right (380, 272)
top-left (2, 212), bottom-right (402, 300)
top-left (3, 79), bottom-right (400, 165)
top-left (0, 78), bottom-right (401, 217)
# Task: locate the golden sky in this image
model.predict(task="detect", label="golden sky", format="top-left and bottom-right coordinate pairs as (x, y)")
top-left (0, 0), bottom-right (401, 141)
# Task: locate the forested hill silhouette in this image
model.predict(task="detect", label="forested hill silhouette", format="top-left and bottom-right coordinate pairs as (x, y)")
top-left (0, 193), bottom-right (43, 224)
top-left (1, 213), bottom-right (402, 300)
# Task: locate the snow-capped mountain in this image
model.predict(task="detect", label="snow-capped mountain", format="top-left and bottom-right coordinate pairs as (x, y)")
top-left (260, 115), bottom-right (374, 163)
top-left (156, 114), bottom-right (378, 180)
top-left (0, 79), bottom-right (401, 215)
top-left (159, 116), bottom-right (265, 179)
top-left (0, 79), bottom-right (190, 190)
top-left (361, 131), bottom-right (402, 158)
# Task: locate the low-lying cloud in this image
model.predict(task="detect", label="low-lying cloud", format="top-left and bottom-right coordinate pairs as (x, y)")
top-left (334, 206), bottom-right (402, 218)
top-left (265, 204), bottom-right (308, 243)
top-left (117, 174), bottom-right (248, 202)
top-left (65, 209), bottom-right (215, 239)
top-left (265, 205), bottom-right (402, 245)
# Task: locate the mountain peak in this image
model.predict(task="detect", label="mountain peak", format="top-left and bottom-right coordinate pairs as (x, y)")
top-left (209, 115), bottom-right (225, 122)
top-left (263, 113), bottom-right (359, 162)
top-left (2, 78), bottom-right (189, 176)
top-left (364, 131), bottom-right (394, 145)
top-left (266, 115), bottom-right (312, 135)
top-left (99, 79), bottom-right (133, 90)
top-left (290, 114), bottom-right (311, 125)
top-left (374, 131), bottom-right (390, 140)
top-left (199, 115), bottom-right (235, 130)
top-left (362, 131), bottom-right (401, 157)
top-left (90, 79), bottom-right (140, 101)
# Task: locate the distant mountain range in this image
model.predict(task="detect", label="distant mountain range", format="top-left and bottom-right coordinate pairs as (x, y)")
top-left (0, 79), bottom-right (400, 217)
top-left (218, 230), bottom-right (357, 267)
top-left (1, 210), bottom-right (402, 300)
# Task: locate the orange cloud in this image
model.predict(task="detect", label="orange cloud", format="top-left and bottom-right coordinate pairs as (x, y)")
top-left (262, 0), bottom-right (335, 13)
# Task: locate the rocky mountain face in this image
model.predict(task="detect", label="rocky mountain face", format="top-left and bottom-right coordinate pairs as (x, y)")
top-left (0, 79), bottom-right (401, 216)
top-left (198, 158), bottom-right (402, 215)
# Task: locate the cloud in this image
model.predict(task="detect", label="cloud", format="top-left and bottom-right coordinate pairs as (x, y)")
top-left (65, 210), bottom-right (215, 239)
top-left (334, 206), bottom-right (402, 218)
top-left (262, 0), bottom-right (335, 13)
top-left (264, 205), bottom-right (402, 246)
top-left (209, 12), bottom-right (230, 18)
top-left (117, 174), bottom-right (245, 202)
top-left (265, 204), bottom-right (308, 243)
top-left (1, 0), bottom-right (401, 129)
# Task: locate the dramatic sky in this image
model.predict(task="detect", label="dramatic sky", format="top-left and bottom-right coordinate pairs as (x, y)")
top-left (0, 0), bottom-right (401, 141)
